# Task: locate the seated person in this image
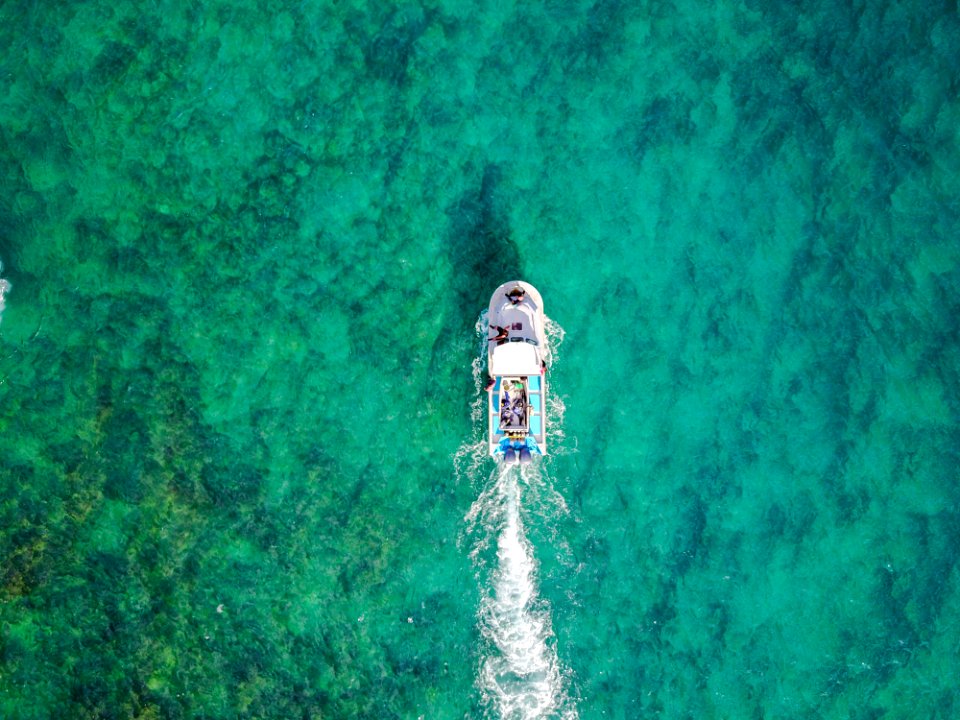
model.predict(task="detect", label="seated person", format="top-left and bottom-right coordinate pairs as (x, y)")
top-left (501, 403), bottom-right (522, 427)
top-left (505, 286), bottom-right (525, 305)
top-left (489, 325), bottom-right (509, 344)
top-left (499, 382), bottom-right (526, 428)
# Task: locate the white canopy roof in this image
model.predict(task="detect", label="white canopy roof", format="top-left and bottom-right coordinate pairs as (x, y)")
top-left (491, 302), bottom-right (537, 339)
top-left (491, 342), bottom-right (541, 375)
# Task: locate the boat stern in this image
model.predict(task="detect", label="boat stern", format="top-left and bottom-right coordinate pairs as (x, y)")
top-left (488, 373), bottom-right (546, 461)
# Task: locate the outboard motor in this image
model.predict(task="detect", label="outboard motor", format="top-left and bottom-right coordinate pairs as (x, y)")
top-left (504, 447), bottom-right (518, 465)
top-left (518, 446), bottom-right (532, 465)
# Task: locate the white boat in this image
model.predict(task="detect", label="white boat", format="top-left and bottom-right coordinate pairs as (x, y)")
top-left (487, 281), bottom-right (548, 463)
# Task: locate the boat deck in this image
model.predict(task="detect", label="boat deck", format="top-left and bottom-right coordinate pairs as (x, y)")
top-left (489, 374), bottom-right (545, 448)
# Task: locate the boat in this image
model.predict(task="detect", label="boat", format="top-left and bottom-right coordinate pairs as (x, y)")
top-left (486, 281), bottom-right (548, 464)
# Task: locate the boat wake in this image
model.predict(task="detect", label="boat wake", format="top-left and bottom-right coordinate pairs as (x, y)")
top-left (465, 464), bottom-right (576, 720)
top-left (0, 259), bottom-right (9, 327)
top-left (458, 311), bottom-right (577, 719)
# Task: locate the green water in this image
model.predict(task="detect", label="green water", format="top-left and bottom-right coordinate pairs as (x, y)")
top-left (1, 0), bottom-right (959, 718)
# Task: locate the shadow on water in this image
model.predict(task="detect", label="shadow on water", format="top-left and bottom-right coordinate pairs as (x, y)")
top-left (444, 164), bottom-right (523, 337)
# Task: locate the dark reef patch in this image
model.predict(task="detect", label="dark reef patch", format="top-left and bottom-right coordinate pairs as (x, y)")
top-left (443, 164), bottom-right (523, 335)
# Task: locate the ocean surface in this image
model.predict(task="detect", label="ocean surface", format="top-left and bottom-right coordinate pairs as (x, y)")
top-left (1, 1), bottom-right (959, 718)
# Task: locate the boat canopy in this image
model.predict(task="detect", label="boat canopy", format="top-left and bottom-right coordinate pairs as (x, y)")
top-left (491, 341), bottom-right (541, 375)
top-left (493, 302), bottom-right (537, 332)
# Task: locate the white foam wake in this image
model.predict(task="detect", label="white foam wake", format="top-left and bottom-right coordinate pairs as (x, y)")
top-left (0, 259), bottom-right (9, 327)
top-left (464, 465), bottom-right (576, 720)
top-left (471, 310), bottom-right (491, 425)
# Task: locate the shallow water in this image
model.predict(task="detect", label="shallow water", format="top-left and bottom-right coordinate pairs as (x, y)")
top-left (1, 1), bottom-right (959, 718)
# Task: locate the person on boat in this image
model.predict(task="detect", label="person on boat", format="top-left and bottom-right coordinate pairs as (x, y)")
top-left (500, 387), bottom-right (518, 426)
top-left (502, 404), bottom-right (523, 427)
top-left (499, 381), bottom-right (526, 428)
top-left (489, 325), bottom-right (509, 343)
top-left (506, 286), bottom-right (525, 305)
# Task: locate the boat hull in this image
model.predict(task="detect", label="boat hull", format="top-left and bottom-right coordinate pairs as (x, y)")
top-left (486, 281), bottom-right (548, 460)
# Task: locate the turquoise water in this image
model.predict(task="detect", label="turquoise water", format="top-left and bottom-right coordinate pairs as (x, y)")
top-left (2, 0), bottom-right (959, 718)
